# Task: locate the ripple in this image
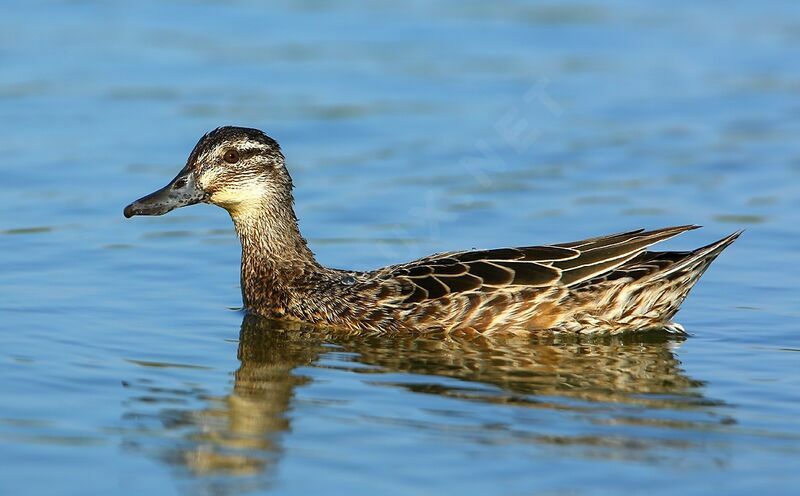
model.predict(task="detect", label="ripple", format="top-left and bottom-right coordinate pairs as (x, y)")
top-left (0, 226), bottom-right (53, 235)
top-left (125, 359), bottom-right (213, 371)
top-left (714, 214), bottom-right (768, 224)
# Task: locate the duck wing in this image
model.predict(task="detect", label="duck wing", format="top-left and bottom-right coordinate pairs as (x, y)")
top-left (372, 225), bottom-right (699, 304)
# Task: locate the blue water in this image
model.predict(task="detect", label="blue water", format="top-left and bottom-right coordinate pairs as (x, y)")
top-left (1, 1), bottom-right (799, 494)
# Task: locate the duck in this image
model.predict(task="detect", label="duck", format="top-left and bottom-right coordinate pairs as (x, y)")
top-left (124, 126), bottom-right (740, 335)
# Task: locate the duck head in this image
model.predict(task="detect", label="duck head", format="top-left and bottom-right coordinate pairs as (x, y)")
top-left (123, 126), bottom-right (291, 219)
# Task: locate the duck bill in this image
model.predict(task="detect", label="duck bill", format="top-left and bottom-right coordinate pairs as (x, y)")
top-left (123, 169), bottom-right (206, 218)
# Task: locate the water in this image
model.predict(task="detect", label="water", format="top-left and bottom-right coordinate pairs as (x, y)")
top-left (1, 0), bottom-right (799, 494)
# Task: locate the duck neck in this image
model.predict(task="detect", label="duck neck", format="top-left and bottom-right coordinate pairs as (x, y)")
top-left (229, 199), bottom-right (319, 314)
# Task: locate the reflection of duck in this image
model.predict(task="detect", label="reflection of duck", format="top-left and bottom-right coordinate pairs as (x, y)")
top-left (123, 317), bottom-right (324, 479)
top-left (124, 315), bottom-right (724, 479)
top-left (124, 126), bottom-right (739, 334)
top-left (312, 323), bottom-right (705, 409)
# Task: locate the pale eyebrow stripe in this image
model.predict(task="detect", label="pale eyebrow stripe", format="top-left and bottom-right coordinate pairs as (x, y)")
top-left (238, 148), bottom-right (263, 157)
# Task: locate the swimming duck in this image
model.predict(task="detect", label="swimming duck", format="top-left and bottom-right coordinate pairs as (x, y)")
top-left (124, 126), bottom-right (739, 334)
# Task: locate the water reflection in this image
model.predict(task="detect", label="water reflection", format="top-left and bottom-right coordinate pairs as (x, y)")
top-left (124, 315), bottom-right (727, 480)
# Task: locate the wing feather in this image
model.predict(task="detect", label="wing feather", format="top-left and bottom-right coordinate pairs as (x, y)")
top-left (372, 225), bottom-right (699, 304)
top-left (555, 225), bottom-right (699, 286)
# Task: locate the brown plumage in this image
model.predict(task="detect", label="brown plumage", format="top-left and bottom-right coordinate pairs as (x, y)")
top-left (124, 126), bottom-right (740, 335)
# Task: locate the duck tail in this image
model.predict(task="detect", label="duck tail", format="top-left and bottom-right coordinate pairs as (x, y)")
top-left (649, 230), bottom-right (742, 283)
top-left (636, 230), bottom-right (741, 325)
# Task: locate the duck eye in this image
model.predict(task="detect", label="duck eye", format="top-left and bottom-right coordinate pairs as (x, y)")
top-left (223, 149), bottom-right (240, 164)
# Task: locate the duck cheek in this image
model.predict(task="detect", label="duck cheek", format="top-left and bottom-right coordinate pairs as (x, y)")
top-left (208, 188), bottom-right (241, 209)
